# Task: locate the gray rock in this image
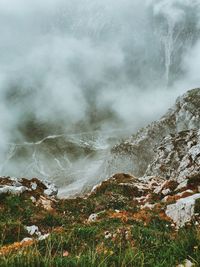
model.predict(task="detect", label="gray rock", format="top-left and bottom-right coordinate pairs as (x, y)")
top-left (166, 193), bottom-right (200, 228)
top-left (0, 185), bottom-right (28, 195)
top-left (102, 88), bottom-right (200, 178)
top-left (31, 182), bottom-right (38, 190)
top-left (25, 225), bottom-right (41, 236)
top-left (145, 129), bottom-right (200, 183)
top-left (88, 213), bottom-right (98, 223)
top-left (44, 182), bottom-right (58, 197)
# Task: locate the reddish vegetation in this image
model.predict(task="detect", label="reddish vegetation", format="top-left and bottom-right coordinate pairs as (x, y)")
top-left (0, 240), bottom-right (35, 256)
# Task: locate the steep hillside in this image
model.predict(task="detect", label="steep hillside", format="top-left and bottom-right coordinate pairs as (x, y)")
top-left (0, 88), bottom-right (200, 267)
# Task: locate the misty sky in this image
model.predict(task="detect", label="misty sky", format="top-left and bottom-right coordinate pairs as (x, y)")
top-left (0, 0), bottom-right (200, 150)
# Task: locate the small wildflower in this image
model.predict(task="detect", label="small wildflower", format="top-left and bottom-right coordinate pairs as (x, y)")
top-left (125, 230), bottom-right (130, 240)
top-left (105, 231), bottom-right (112, 239)
top-left (63, 251), bottom-right (69, 257)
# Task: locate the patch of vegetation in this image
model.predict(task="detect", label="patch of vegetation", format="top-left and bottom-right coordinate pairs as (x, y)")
top-left (0, 224), bottom-right (200, 267)
top-left (0, 188), bottom-right (200, 267)
top-left (40, 213), bottom-right (64, 228)
top-left (0, 195), bottom-right (36, 224)
top-left (195, 198), bottom-right (200, 214)
top-left (0, 220), bottom-right (27, 245)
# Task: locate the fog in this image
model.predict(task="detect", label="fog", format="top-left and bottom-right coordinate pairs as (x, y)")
top-left (0, 0), bottom-right (200, 195)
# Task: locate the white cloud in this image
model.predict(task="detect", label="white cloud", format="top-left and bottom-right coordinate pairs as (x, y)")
top-left (0, 0), bottom-right (200, 177)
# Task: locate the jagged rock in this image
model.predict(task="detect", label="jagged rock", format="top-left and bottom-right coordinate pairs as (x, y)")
top-left (102, 88), bottom-right (200, 178)
top-left (44, 182), bottom-right (58, 197)
top-left (145, 129), bottom-right (200, 184)
top-left (166, 193), bottom-right (200, 228)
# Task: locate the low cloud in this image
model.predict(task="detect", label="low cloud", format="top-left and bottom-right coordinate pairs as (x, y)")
top-left (0, 0), bottom-right (200, 182)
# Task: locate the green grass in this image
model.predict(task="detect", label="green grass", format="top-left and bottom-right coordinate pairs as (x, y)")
top-left (0, 190), bottom-right (200, 267)
top-left (0, 221), bottom-right (200, 267)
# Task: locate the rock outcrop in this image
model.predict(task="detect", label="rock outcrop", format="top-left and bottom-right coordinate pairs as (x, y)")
top-left (95, 88), bottom-right (200, 228)
top-left (166, 193), bottom-right (200, 228)
top-left (0, 176), bottom-right (57, 212)
top-left (103, 88), bottom-right (200, 177)
top-left (145, 129), bottom-right (200, 185)
top-left (0, 176), bottom-right (58, 197)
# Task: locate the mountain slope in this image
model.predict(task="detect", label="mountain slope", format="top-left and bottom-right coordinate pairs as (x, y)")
top-left (103, 88), bottom-right (200, 178)
top-left (0, 88), bottom-right (200, 266)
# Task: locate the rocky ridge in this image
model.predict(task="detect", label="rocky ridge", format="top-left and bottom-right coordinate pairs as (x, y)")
top-left (103, 88), bottom-right (200, 178)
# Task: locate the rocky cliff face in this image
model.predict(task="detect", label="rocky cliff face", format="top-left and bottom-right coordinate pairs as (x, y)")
top-left (103, 88), bottom-right (200, 178)
top-left (145, 130), bottom-right (200, 184)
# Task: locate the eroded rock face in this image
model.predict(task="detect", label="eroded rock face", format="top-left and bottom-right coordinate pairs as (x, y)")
top-left (145, 129), bottom-right (200, 184)
top-left (103, 88), bottom-right (200, 178)
top-left (176, 89), bottom-right (200, 132)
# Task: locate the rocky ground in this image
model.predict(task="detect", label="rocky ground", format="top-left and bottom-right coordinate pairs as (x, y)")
top-left (0, 88), bottom-right (200, 266)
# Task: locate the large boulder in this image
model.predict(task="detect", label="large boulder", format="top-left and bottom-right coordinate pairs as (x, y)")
top-left (166, 193), bottom-right (200, 228)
